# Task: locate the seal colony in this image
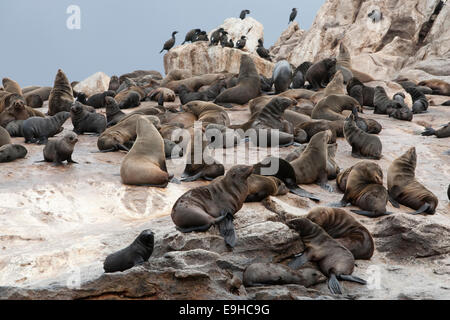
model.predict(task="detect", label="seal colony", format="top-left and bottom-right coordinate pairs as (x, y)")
top-left (1, 4), bottom-right (449, 299)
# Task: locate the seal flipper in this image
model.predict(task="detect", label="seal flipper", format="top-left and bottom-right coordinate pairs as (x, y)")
top-left (409, 203), bottom-right (430, 215)
top-left (133, 256), bottom-right (145, 266)
top-left (288, 252), bottom-right (308, 269)
top-left (327, 273), bottom-right (342, 295)
top-left (338, 274), bottom-right (367, 285)
top-left (176, 223), bottom-right (213, 233)
top-left (118, 144), bottom-right (130, 152)
top-left (421, 127), bottom-right (436, 136)
top-left (218, 210), bottom-right (236, 248)
top-left (289, 187), bottom-right (320, 202)
top-left (181, 171), bottom-right (204, 182)
top-left (329, 197), bottom-right (349, 208)
top-left (389, 195), bottom-right (400, 208)
top-left (351, 210), bottom-right (393, 217)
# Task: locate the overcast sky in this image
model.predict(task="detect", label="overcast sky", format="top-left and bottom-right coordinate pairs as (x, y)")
top-left (0, 0), bottom-right (325, 87)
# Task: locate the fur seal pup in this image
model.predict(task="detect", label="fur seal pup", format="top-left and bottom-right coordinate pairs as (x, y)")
top-left (105, 96), bottom-right (126, 127)
top-left (287, 218), bottom-right (366, 295)
top-left (178, 80), bottom-right (225, 105)
top-left (387, 147), bottom-right (438, 214)
top-left (5, 120), bottom-right (24, 137)
top-left (337, 43), bottom-right (374, 83)
top-left (405, 86), bottom-right (429, 114)
top-left (115, 90), bottom-right (141, 109)
top-left (294, 120), bottom-right (340, 144)
top-left (272, 60), bottom-right (293, 93)
top-left (253, 156), bottom-right (320, 201)
top-left (306, 207), bottom-right (374, 260)
top-left (390, 92), bottom-right (413, 121)
top-left (84, 90), bottom-right (116, 109)
top-left (2, 78), bottom-right (22, 95)
top-left (240, 9), bottom-right (250, 19)
top-left (260, 75), bottom-right (273, 92)
top-left (108, 76), bottom-right (120, 92)
top-left (245, 174), bottom-right (289, 202)
top-left (256, 39), bottom-right (272, 61)
top-left (310, 70), bottom-right (347, 103)
top-left (417, 79), bottom-right (450, 96)
top-left (289, 8), bottom-right (298, 24)
top-left (373, 87), bottom-right (411, 120)
top-left (70, 102), bottom-right (107, 135)
top-left (421, 122), bottom-right (450, 138)
top-left (22, 111), bottom-right (70, 144)
top-left (0, 126), bottom-right (12, 147)
top-left (243, 263), bottom-right (325, 287)
top-left (311, 94), bottom-right (361, 121)
top-left (334, 161), bottom-right (391, 217)
top-left (160, 31), bottom-right (178, 53)
top-left (182, 28), bottom-right (201, 44)
top-left (346, 77), bottom-right (375, 108)
top-left (42, 132), bottom-right (78, 165)
top-left (172, 165), bottom-right (254, 247)
top-left (344, 113), bottom-right (382, 159)
top-left (292, 62), bottom-right (313, 89)
top-left (215, 55), bottom-right (261, 105)
top-left (0, 144), bottom-right (27, 162)
top-left (25, 93), bottom-right (43, 109)
top-left (103, 230), bottom-right (154, 273)
top-left (120, 116), bottom-right (171, 187)
top-left (48, 69), bottom-right (74, 116)
top-left (289, 130), bottom-right (334, 191)
top-left (305, 58), bottom-right (337, 91)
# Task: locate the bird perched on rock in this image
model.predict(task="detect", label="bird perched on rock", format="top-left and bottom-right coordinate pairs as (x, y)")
top-left (256, 39), bottom-right (272, 61)
top-left (235, 36), bottom-right (247, 50)
top-left (240, 9), bottom-right (250, 19)
top-left (193, 31), bottom-right (209, 42)
top-left (289, 8), bottom-right (298, 24)
top-left (368, 9), bottom-right (383, 23)
top-left (160, 31), bottom-right (178, 53)
top-left (182, 29), bottom-right (201, 44)
top-left (210, 28), bottom-right (225, 46)
top-left (220, 31), bottom-right (230, 47)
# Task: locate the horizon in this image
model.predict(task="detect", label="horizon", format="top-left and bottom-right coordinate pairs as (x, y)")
top-left (0, 0), bottom-right (325, 87)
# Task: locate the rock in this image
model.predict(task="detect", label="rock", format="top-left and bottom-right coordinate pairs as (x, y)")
top-left (373, 214), bottom-right (450, 260)
top-left (246, 284), bottom-right (341, 300)
top-left (270, 22), bottom-right (306, 62)
top-left (163, 42), bottom-right (274, 78)
top-left (73, 72), bottom-right (111, 97)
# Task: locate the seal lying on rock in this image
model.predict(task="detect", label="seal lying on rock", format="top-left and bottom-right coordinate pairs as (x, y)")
top-left (0, 144), bottom-right (27, 162)
top-left (171, 165), bottom-right (253, 248)
top-left (103, 230), bottom-right (155, 273)
top-left (0, 126), bottom-right (12, 147)
top-left (245, 174), bottom-right (289, 202)
top-left (421, 122), bottom-right (450, 138)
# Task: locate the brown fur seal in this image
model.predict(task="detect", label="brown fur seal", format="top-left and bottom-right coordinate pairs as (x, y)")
top-left (42, 132), bottom-right (78, 165)
top-left (172, 165), bottom-right (253, 247)
top-left (147, 87), bottom-right (176, 102)
top-left (334, 161), bottom-right (391, 217)
top-left (0, 126), bottom-right (12, 147)
top-left (421, 122), bottom-right (450, 138)
top-left (70, 101), bottom-right (107, 134)
top-left (182, 101), bottom-right (230, 127)
top-left (404, 86), bottom-right (429, 114)
top-left (24, 86), bottom-right (52, 102)
top-left (0, 144), bottom-right (27, 162)
top-left (337, 43), bottom-right (374, 83)
top-left (310, 70), bottom-right (346, 103)
top-left (287, 217), bottom-right (366, 294)
top-left (294, 120), bottom-right (341, 143)
top-left (0, 92), bottom-right (24, 113)
top-left (373, 87), bottom-right (412, 121)
top-left (305, 58), bottom-right (337, 90)
top-left (114, 90), bottom-right (141, 109)
top-left (306, 207), bottom-right (374, 260)
top-left (2, 78), bottom-right (22, 95)
top-left (164, 74), bottom-right (227, 93)
top-left (120, 116), bottom-right (171, 187)
top-left (48, 69), bottom-right (74, 116)
top-left (289, 130), bottom-right (333, 191)
top-left (417, 79), bottom-right (450, 96)
top-left (0, 99), bottom-right (44, 127)
top-left (344, 113), bottom-right (382, 159)
top-left (214, 55), bottom-right (261, 105)
top-left (160, 69), bottom-right (193, 87)
top-left (108, 76), bottom-right (120, 92)
top-left (245, 174), bottom-right (289, 202)
top-left (311, 94), bottom-right (361, 121)
top-left (25, 93), bottom-right (43, 108)
top-left (22, 86), bottom-right (40, 94)
top-left (5, 120), bottom-right (24, 137)
top-left (347, 77), bottom-right (375, 108)
top-left (336, 166), bottom-right (353, 192)
top-left (243, 263), bottom-right (325, 287)
top-left (387, 147), bottom-right (438, 214)
top-left (22, 111), bottom-right (70, 144)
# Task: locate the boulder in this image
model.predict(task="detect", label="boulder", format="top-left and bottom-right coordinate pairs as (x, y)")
top-left (73, 72), bottom-right (111, 97)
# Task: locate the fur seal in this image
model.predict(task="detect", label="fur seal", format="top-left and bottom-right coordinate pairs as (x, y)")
top-left (272, 60), bottom-right (293, 94)
top-left (346, 77), bottom-right (375, 108)
top-left (5, 120), bottom-right (24, 137)
top-left (334, 161), bottom-right (391, 217)
top-left (387, 147), bottom-right (439, 214)
top-left (22, 111), bottom-right (70, 144)
top-left (172, 165), bottom-right (253, 247)
top-left (103, 230), bottom-right (154, 273)
top-left (245, 174), bottom-right (289, 202)
top-left (22, 86), bottom-right (41, 94)
top-left (182, 101), bottom-right (230, 127)
top-left (164, 73), bottom-right (227, 93)
top-left (243, 263), bottom-right (325, 287)
top-left (0, 99), bottom-right (45, 127)
top-left (306, 207), bottom-right (374, 260)
top-left (108, 76), bottom-right (120, 92)
top-left (421, 122), bottom-right (450, 138)
top-left (2, 78), bottom-right (22, 95)
top-left (115, 90), bottom-right (141, 109)
top-left (337, 43), bottom-right (374, 83)
top-left (215, 55), bottom-right (261, 105)
top-left (311, 94), bottom-right (361, 121)
top-left (390, 92), bottom-right (413, 121)
top-left (0, 144), bottom-right (27, 162)
top-left (0, 92), bottom-right (25, 113)
top-left (120, 116), bottom-right (170, 187)
top-left (292, 62), bottom-right (313, 89)
top-left (42, 132), bottom-right (78, 165)
top-left (405, 86), bottom-right (429, 114)
top-left (344, 113), bottom-right (382, 159)
top-left (374, 87), bottom-right (412, 120)
top-left (310, 70), bottom-right (347, 103)
top-left (287, 217), bottom-right (366, 294)
top-left (84, 90), bottom-right (116, 109)
top-left (417, 79), bottom-right (450, 96)
top-left (70, 101), bottom-right (106, 134)
top-left (160, 31), bottom-right (178, 53)
top-left (0, 126), bottom-right (12, 146)
top-left (25, 93), bottom-right (43, 108)
top-left (305, 58), bottom-right (337, 90)
top-left (48, 69), bottom-right (74, 116)
top-left (119, 70), bottom-right (162, 83)
top-left (294, 120), bottom-right (340, 143)
top-left (24, 86), bottom-right (52, 102)
top-left (178, 80), bottom-right (225, 105)
top-left (161, 69), bottom-right (193, 87)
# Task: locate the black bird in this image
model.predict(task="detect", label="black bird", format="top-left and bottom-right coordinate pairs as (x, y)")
top-left (256, 39), bottom-right (272, 61)
top-left (240, 9), bottom-right (250, 19)
top-left (235, 36), bottom-right (247, 50)
top-left (182, 28), bottom-right (201, 45)
top-left (289, 8), bottom-right (298, 24)
top-left (160, 31), bottom-right (178, 54)
top-left (193, 31), bottom-right (209, 42)
top-left (210, 28), bottom-right (225, 46)
top-left (220, 31), bottom-right (230, 47)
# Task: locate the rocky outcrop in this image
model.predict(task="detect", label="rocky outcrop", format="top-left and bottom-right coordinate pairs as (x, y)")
top-left (270, 0), bottom-right (450, 82)
top-left (73, 72), bottom-right (111, 97)
top-left (163, 42), bottom-right (274, 78)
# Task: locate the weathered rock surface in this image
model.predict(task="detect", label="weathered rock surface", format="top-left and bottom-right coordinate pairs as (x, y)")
top-left (73, 72), bottom-right (111, 97)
